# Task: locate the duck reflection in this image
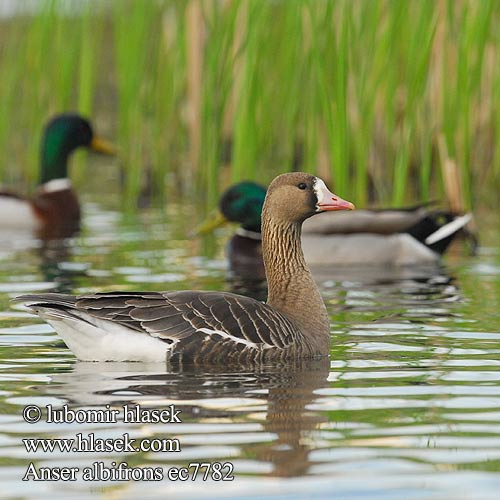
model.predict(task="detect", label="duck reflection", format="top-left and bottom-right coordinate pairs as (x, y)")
top-left (0, 229), bottom-right (84, 293)
top-left (312, 262), bottom-right (463, 328)
top-left (309, 261), bottom-right (450, 285)
top-left (37, 237), bottom-right (87, 293)
top-left (230, 260), bottom-right (458, 311)
top-left (41, 358), bottom-right (330, 478)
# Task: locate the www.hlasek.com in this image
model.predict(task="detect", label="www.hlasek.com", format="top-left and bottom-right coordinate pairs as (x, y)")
top-left (21, 404), bottom-right (234, 482)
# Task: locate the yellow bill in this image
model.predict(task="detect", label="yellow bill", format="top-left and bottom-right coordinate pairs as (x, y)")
top-left (90, 136), bottom-right (116, 155)
top-left (194, 210), bottom-right (229, 235)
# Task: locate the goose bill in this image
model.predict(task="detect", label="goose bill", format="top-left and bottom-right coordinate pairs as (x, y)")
top-left (314, 178), bottom-right (355, 212)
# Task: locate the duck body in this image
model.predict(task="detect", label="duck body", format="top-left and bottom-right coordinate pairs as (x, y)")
top-left (302, 232), bottom-right (437, 266)
top-left (15, 173), bottom-right (354, 363)
top-left (210, 182), bottom-right (471, 268)
top-left (0, 192), bottom-right (40, 231)
top-left (301, 208), bottom-right (472, 266)
top-left (0, 179), bottom-right (80, 238)
top-left (227, 228), bottom-right (265, 280)
top-left (0, 114), bottom-right (114, 239)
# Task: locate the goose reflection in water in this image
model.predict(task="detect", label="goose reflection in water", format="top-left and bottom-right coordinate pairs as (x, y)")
top-left (36, 358), bottom-right (330, 479)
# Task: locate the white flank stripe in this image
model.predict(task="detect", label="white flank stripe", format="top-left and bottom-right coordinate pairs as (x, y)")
top-left (425, 214), bottom-right (473, 246)
top-left (198, 327), bottom-right (259, 348)
top-left (40, 178), bottom-right (72, 193)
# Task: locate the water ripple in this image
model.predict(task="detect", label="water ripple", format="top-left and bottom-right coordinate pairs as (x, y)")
top-left (0, 205), bottom-right (499, 499)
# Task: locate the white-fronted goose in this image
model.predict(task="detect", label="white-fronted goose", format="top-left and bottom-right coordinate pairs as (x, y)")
top-left (14, 173), bottom-right (354, 363)
top-left (201, 182), bottom-right (472, 270)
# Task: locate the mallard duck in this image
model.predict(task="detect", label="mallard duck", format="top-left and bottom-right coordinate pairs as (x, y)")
top-left (197, 181), bottom-right (267, 279)
top-left (14, 172), bottom-right (354, 363)
top-left (201, 181), bottom-right (472, 269)
top-left (0, 113), bottom-right (115, 239)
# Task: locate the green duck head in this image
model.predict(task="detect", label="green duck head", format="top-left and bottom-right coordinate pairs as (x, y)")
top-left (40, 113), bottom-right (115, 184)
top-left (219, 181), bottom-right (266, 232)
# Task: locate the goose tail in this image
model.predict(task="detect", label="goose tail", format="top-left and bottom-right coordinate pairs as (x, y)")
top-left (11, 293), bottom-right (79, 320)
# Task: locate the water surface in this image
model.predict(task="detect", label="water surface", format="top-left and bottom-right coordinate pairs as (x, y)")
top-left (1, 201), bottom-right (499, 499)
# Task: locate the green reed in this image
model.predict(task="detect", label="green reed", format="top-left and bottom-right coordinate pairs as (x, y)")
top-left (0, 0), bottom-right (498, 215)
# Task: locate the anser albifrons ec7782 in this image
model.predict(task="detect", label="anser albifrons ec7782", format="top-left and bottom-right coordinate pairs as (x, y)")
top-left (14, 173), bottom-right (354, 363)
top-left (0, 114), bottom-right (115, 239)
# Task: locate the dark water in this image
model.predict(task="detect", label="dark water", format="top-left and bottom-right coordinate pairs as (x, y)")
top-left (1, 201), bottom-right (500, 499)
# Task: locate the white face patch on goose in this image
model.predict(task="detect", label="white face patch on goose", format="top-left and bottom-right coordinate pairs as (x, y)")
top-left (313, 178), bottom-right (333, 211)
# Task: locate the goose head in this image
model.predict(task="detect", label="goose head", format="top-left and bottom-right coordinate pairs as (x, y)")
top-left (263, 172), bottom-right (354, 225)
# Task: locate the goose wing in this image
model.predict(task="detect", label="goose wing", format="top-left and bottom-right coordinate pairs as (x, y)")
top-left (15, 291), bottom-right (299, 358)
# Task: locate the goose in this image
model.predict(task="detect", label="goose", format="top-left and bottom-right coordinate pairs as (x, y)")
top-left (14, 172), bottom-right (354, 363)
top-left (0, 114), bottom-right (115, 239)
top-left (201, 181), bottom-right (472, 269)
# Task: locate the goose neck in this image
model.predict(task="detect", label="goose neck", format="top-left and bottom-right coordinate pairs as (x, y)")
top-left (262, 215), bottom-right (330, 351)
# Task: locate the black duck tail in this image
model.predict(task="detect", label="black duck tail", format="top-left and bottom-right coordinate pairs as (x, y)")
top-left (406, 212), bottom-right (472, 255)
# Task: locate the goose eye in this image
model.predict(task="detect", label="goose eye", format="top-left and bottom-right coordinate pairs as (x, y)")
top-left (298, 183), bottom-right (307, 190)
